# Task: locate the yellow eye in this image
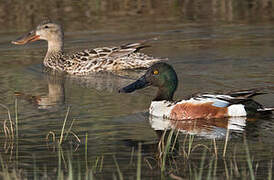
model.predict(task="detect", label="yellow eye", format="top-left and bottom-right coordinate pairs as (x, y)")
top-left (153, 70), bottom-right (159, 75)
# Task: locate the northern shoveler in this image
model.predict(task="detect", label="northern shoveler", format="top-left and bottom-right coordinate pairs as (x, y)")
top-left (11, 19), bottom-right (162, 75)
top-left (119, 62), bottom-right (274, 120)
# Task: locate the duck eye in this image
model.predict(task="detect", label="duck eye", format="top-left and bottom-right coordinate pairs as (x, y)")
top-left (153, 70), bottom-right (159, 75)
top-left (44, 25), bottom-right (49, 29)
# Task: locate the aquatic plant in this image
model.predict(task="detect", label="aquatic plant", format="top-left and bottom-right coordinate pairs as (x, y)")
top-left (0, 103), bottom-right (273, 179)
top-left (46, 107), bottom-right (81, 148)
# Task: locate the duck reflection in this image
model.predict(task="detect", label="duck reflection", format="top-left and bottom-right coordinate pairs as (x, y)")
top-left (15, 71), bottom-right (65, 110)
top-left (122, 114), bottom-right (248, 160)
top-left (149, 115), bottom-right (246, 139)
top-left (65, 70), bottom-right (143, 93)
top-left (15, 68), bottom-right (141, 109)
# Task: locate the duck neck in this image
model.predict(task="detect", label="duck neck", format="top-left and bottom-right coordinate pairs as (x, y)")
top-left (154, 87), bottom-right (175, 101)
top-left (45, 37), bottom-right (64, 61)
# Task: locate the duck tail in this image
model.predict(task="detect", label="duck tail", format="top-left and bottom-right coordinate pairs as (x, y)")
top-left (138, 36), bottom-right (160, 45)
top-left (121, 37), bottom-right (160, 52)
top-left (120, 42), bottom-right (150, 51)
top-left (257, 107), bottom-right (274, 112)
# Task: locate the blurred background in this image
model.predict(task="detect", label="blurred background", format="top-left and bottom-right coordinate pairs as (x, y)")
top-left (1, 0), bottom-right (274, 31)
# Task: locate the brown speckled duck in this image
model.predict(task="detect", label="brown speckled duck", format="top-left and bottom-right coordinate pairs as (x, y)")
top-left (12, 19), bottom-right (163, 75)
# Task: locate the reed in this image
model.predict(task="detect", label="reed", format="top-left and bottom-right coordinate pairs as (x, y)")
top-left (136, 143), bottom-right (142, 180)
top-left (160, 129), bottom-right (174, 172)
top-left (0, 103), bottom-right (14, 140)
top-left (59, 107), bottom-right (70, 145)
top-left (268, 160), bottom-right (272, 180)
top-left (113, 155), bottom-right (123, 180)
top-left (244, 137), bottom-right (255, 180)
top-left (197, 150), bottom-right (206, 180)
top-left (98, 155), bottom-right (104, 173)
top-left (0, 136), bottom-right (273, 179)
top-left (223, 129), bottom-right (229, 157)
top-left (46, 107), bottom-right (80, 147)
top-left (85, 132), bottom-right (88, 172)
top-left (0, 103), bottom-right (273, 179)
top-left (206, 157), bottom-right (214, 180)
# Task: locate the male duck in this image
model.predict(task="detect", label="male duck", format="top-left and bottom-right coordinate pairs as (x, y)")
top-left (11, 19), bottom-right (162, 75)
top-left (119, 62), bottom-right (274, 120)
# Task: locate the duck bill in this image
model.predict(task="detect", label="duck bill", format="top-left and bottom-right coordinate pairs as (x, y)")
top-left (11, 30), bottom-right (40, 45)
top-left (119, 75), bottom-right (150, 93)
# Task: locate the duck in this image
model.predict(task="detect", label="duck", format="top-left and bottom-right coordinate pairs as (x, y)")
top-left (119, 62), bottom-right (274, 120)
top-left (11, 19), bottom-right (162, 75)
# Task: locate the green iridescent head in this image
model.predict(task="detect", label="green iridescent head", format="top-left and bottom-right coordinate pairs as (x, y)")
top-left (119, 62), bottom-right (178, 101)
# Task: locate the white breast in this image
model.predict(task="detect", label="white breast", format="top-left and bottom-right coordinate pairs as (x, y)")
top-left (149, 98), bottom-right (209, 118)
top-left (149, 101), bottom-right (174, 118)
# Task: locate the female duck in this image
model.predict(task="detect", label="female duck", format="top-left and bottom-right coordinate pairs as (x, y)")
top-left (12, 20), bottom-right (162, 75)
top-left (119, 62), bottom-right (273, 120)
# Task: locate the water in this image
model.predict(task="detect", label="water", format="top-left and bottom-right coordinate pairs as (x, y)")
top-left (0, 0), bottom-right (274, 179)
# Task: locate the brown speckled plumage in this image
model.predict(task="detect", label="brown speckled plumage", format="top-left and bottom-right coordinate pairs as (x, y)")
top-left (12, 20), bottom-right (163, 75)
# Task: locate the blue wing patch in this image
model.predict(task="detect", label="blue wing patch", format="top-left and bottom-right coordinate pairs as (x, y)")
top-left (195, 94), bottom-right (231, 108)
top-left (212, 100), bottom-right (229, 107)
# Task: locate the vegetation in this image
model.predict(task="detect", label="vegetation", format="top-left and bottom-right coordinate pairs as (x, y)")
top-left (0, 102), bottom-right (273, 179)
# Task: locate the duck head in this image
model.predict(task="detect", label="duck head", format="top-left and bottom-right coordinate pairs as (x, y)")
top-left (119, 62), bottom-right (178, 101)
top-left (12, 19), bottom-right (64, 51)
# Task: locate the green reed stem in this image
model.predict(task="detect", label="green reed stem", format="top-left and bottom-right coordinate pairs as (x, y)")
top-left (113, 155), bottom-right (123, 180)
top-left (223, 129), bottom-right (229, 157)
top-left (244, 137), bottom-right (255, 180)
top-left (268, 160), bottom-right (272, 180)
top-left (188, 134), bottom-right (195, 157)
top-left (206, 157), bottom-right (214, 180)
top-left (15, 98), bottom-right (18, 139)
top-left (197, 150), bottom-right (206, 180)
top-left (78, 159), bottom-right (81, 180)
top-left (0, 153), bottom-right (11, 180)
top-left (57, 145), bottom-right (62, 179)
top-left (137, 143), bottom-right (142, 180)
top-left (59, 107), bottom-right (70, 145)
top-left (68, 156), bottom-right (73, 180)
top-left (64, 118), bottom-right (76, 142)
top-left (161, 129), bottom-right (174, 173)
top-left (92, 157), bottom-right (99, 172)
top-left (85, 132), bottom-right (88, 172)
top-left (99, 155), bottom-right (104, 172)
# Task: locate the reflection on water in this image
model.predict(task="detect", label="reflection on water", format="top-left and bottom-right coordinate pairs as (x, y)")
top-left (0, 0), bottom-right (274, 179)
top-left (66, 70), bottom-right (144, 93)
top-left (149, 115), bottom-right (246, 139)
top-left (14, 69), bottom-right (140, 110)
top-left (15, 71), bottom-right (65, 110)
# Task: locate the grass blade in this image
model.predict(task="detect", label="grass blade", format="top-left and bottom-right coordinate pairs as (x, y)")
top-left (137, 143), bottom-right (142, 180)
top-left (244, 137), bottom-right (255, 180)
top-left (59, 107), bottom-right (70, 145)
top-left (113, 155), bottom-right (123, 180)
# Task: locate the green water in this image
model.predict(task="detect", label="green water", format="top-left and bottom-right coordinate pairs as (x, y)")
top-left (0, 0), bottom-right (274, 179)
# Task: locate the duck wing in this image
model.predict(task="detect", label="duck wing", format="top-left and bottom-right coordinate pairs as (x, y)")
top-left (71, 42), bottom-right (150, 59)
top-left (192, 89), bottom-right (265, 105)
top-left (64, 42), bottom-right (163, 74)
top-left (192, 89), bottom-right (274, 114)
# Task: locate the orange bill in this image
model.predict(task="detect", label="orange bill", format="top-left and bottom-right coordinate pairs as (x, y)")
top-left (11, 30), bottom-right (40, 45)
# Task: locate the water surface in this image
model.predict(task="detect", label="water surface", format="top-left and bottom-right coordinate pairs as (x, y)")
top-left (0, 0), bottom-right (274, 179)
